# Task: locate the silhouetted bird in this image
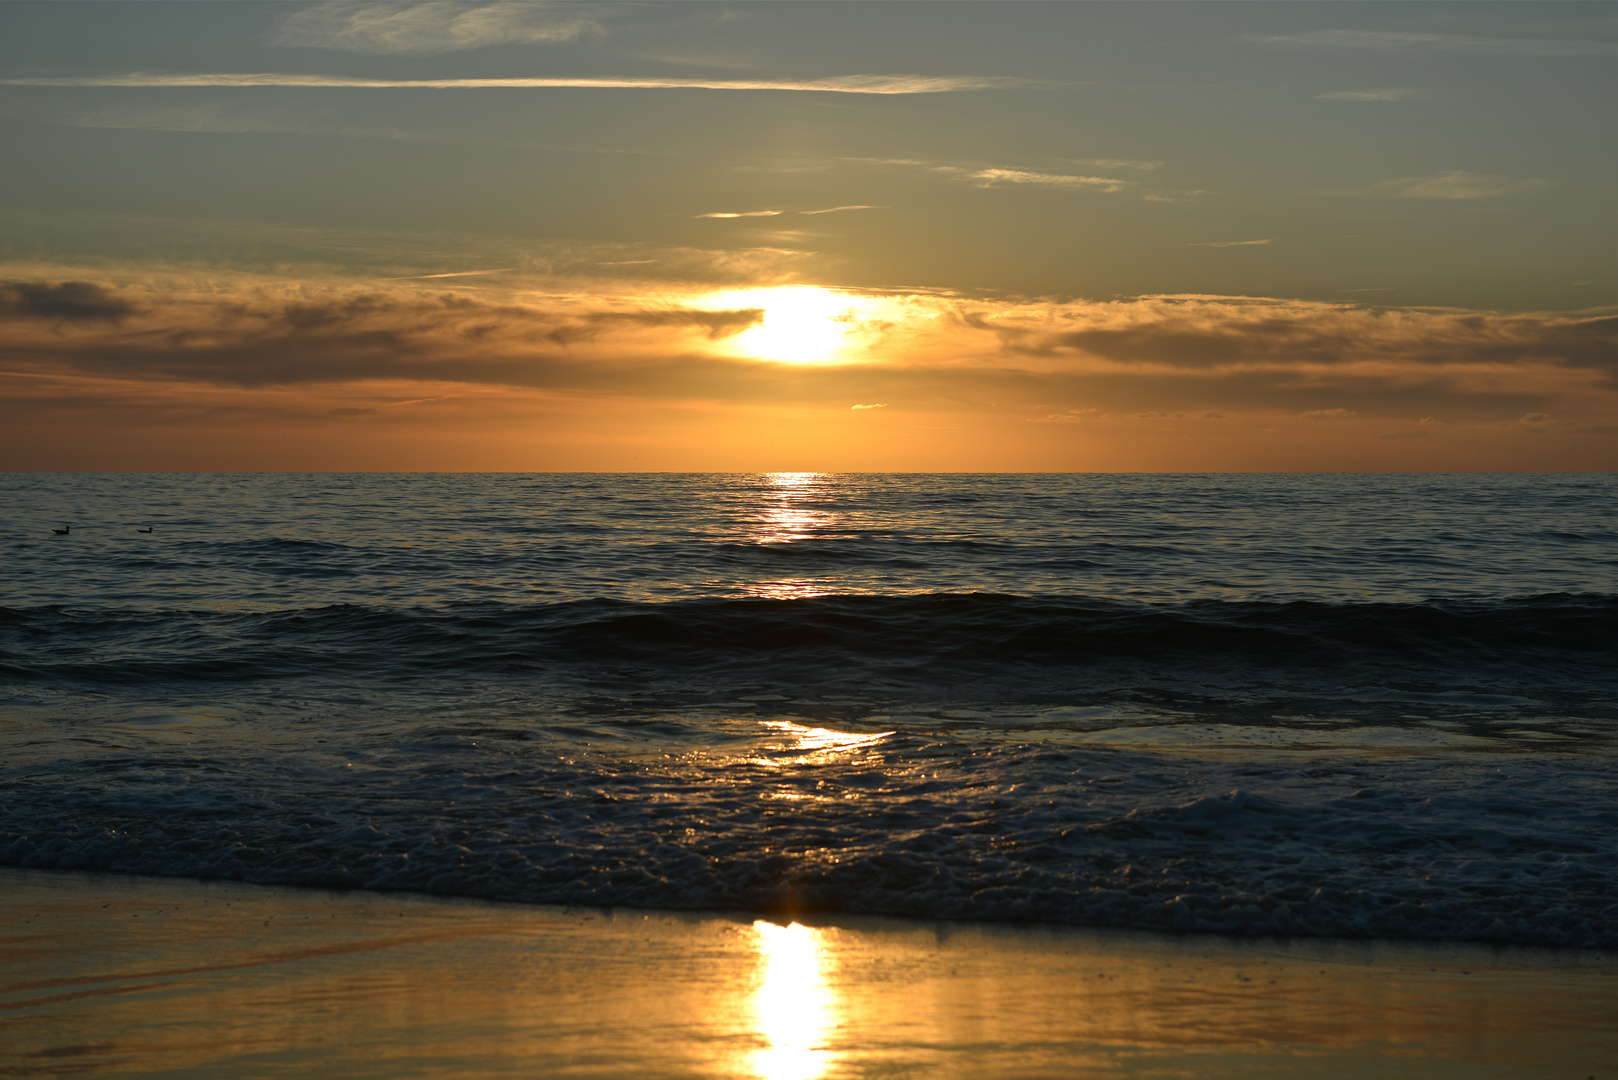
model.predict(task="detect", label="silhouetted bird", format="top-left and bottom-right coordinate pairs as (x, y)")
top-left (137, 527), bottom-right (153, 534)
top-left (52, 526), bottom-right (70, 535)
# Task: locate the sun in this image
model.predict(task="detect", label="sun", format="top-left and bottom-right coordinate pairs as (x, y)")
top-left (710, 286), bottom-right (856, 363)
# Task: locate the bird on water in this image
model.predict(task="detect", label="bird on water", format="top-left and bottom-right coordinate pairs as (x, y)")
top-left (137, 527), bottom-right (153, 534)
top-left (52, 525), bottom-right (70, 535)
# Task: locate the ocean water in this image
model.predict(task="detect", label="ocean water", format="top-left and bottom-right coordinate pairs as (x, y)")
top-left (2, 472), bottom-right (1613, 948)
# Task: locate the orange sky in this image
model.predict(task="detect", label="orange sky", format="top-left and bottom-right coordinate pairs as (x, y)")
top-left (1, 2), bottom-right (1612, 471)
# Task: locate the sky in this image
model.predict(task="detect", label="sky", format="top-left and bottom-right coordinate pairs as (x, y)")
top-left (0, 0), bottom-right (1612, 472)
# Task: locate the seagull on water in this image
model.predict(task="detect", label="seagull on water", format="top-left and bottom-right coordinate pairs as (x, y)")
top-left (137, 527), bottom-right (153, 533)
top-left (52, 525), bottom-right (70, 535)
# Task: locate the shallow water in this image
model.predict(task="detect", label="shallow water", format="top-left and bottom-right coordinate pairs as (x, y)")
top-left (2, 473), bottom-right (1614, 946)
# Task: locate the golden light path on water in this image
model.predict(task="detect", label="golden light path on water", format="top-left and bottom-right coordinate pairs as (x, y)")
top-left (746, 714), bottom-right (889, 1078)
top-left (755, 720), bottom-right (894, 764)
top-left (747, 472), bottom-right (835, 599)
top-left (740, 473), bottom-right (871, 1079)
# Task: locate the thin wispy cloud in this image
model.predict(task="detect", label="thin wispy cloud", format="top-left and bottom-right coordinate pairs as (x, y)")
top-left (799, 205), bottom-right (883, 216)
top-left (695, 210), bottom-right (783, 219)
top-left (273, 1), bottom-right (610, 56)
top-left (1246, 30), bottom-right (1614, 57)
top-left (0, 73), bottom-right (1033, 95)
top-left (967, 168), bottom-right (1132, 193)
top-left (850, 403), bottom-right (886, 410)
top-left (1366, 171), bottom-right (1550, 200)
top-left (1318, 88), bottom-right (1424, 102)
top-left (382, 269), bottom-right (513, 280)
top-left (1073, 158), bottom-right (1162, 171)
top-left (1189, 239), bottom-right (1273, 247)
top-left (856, 158), bottom-right (1146, 197)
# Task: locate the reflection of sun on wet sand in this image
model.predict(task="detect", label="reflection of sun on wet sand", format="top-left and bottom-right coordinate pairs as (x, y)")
top-left (3, 868), bottom-right (1613, 1079)
top-left (750, 921), bottom-right (834, 1080)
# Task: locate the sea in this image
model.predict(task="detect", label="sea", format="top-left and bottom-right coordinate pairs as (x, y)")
top-left (1, 473), bottom-right (1613, 948)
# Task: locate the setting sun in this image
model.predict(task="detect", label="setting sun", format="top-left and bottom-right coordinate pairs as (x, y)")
top-left (712, 287), bottom-right (858, 363)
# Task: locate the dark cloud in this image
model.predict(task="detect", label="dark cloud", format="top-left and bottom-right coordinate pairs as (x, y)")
top-left (0, 281), bottom-right (137, 324)
top-left (585, 308), bottom-right (763, 337)
top-left (995, 309), bottom-right (1616, 372)
top-left (541, 307), bottom-right (764, 346)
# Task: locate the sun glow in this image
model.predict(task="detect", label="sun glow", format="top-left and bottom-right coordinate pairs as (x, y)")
top-left (713, 286), bottom-right (858, 363)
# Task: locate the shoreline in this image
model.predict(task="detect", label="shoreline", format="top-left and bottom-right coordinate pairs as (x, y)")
top-left (3, 867), bottom-right (1613, 1079)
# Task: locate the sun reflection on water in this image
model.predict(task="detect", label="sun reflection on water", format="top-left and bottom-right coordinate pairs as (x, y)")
top-left (746, 473), bottom-right (837, 599)
top-left (755, 473), bottom-right (825, 541)
top-left (761, 720), bottom-right (893, 759)
top-left (750, 920), bottom-right (836, 1080)
top-left (747, 578), bottom-right (828, 600)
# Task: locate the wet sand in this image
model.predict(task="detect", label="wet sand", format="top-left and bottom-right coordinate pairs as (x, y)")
top-left (1, 867), bottom-right (1612, 1079)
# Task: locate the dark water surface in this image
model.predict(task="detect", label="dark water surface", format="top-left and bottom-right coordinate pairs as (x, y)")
top-left (2, 473), bottom-right (1614, 946)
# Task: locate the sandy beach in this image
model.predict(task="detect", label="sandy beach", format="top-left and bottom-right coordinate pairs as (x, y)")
top-left (2, 867), bottom-right (1612, 1079)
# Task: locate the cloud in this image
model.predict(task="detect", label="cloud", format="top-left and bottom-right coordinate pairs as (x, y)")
top-left (857, 157), bottom-right (1161, 198)
top-left (963, 294), bottom-right (1617, 375)
top-left (1246, 30), bottom-right (1614, 58)
top-left (850, 403), bottom-right (886, 410)
top-left (577, 308), bottom-right (763, 339)
top-left (695, 210), bottom-right (783, 219)
top-left (799, 205), bottom-right (883, 216)
top-left (1364, 171), bottom-right (1550, 200)
top-left (1189, 239), bottom-right (1273, 248)
top-left (3, 277), bottom-right (1610, 437)
top-left (383, 269), bottom-right (513, 280)
top-left (967, 168), bottom-right (1131, 193)
top-left (1317, 88), bottom-right (1424, 102)
top-left (0, 279), bottom-right (764, 383)
top-left (273, 2), bottom-right (608, 55)
top-left (0, 281), bottom-right (136, 323)
top-left (1, 73), bottom-right (1033, 95)
top-left (1073, 159), bottom-right (1162, 171)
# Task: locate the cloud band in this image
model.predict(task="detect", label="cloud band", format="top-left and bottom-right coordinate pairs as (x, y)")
top-left (0, 72), bottom-right (1033, 94)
